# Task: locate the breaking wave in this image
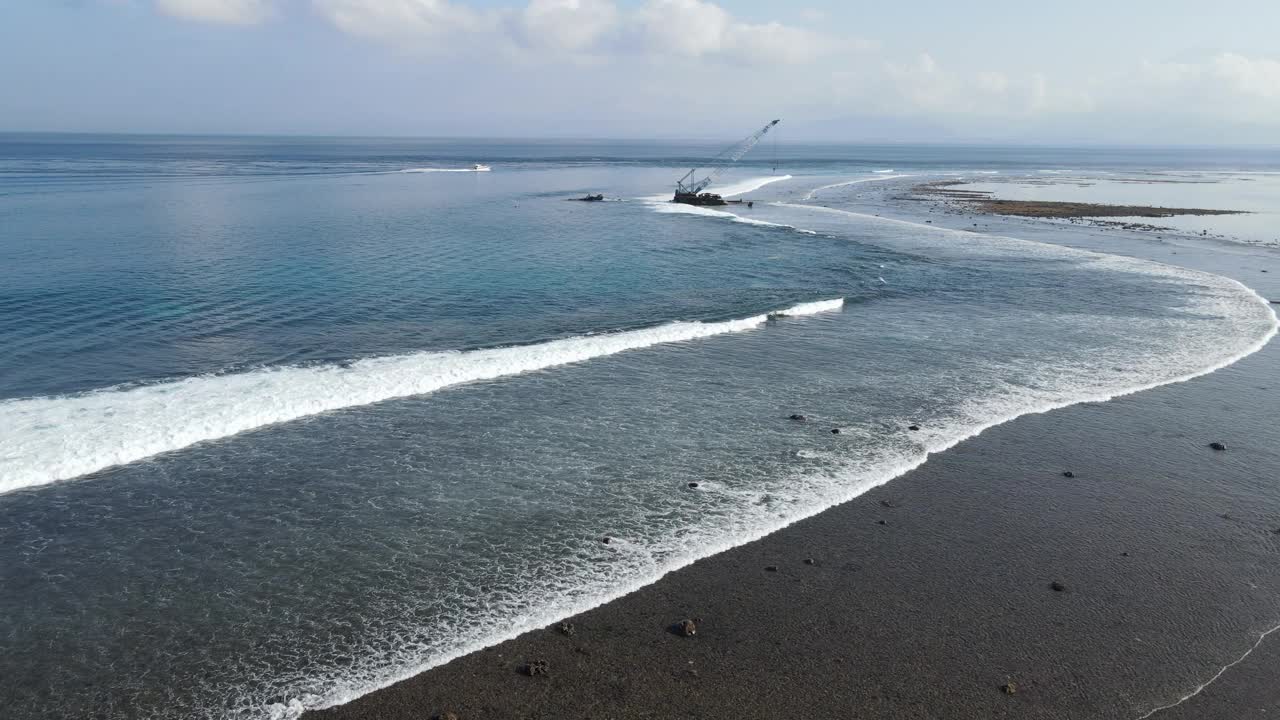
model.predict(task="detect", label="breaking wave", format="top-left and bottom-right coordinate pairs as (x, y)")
top-left (0, 299), bottom-right (845, 495)
top-left (400, 166), bottom-right (491, 173)
top-left (710, 174), bottom-right (792, 197)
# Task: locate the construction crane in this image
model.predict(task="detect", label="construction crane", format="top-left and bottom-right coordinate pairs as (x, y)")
top-left (673, 119), bottom-right (780, 206)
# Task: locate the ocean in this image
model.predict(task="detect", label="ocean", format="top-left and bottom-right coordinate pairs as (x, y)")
top-left (1, 135), bottom-right (1277, 719)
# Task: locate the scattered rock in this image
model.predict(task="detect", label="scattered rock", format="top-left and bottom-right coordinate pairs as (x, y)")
top-left (557, 622), bottom-right (575, 637)
top-left (523, 659), bottom-right (550, 677)
top-left (804, 558), bottom-right (817, 565)
top-left (1062, 471), bottom-right (1075, 478)
top-left (1050, 581), bottom-right (1067, 592)
top-left (1001, 682), bottom-right (1018, 695)
top-left (831, 428), bottom-right (841, 434)
top-left (688, 482), bottom-right (699, 489)
top-left (677, 619), bottom-right (697, 637)
top-left (765, 565), bottom-right (779, 572)
top-left (788, 414), bottom-right (807, 422)
top-left (1209, 442), bottom-right (1227, 451)
top-left (908, 424), bottom-right (920, 431)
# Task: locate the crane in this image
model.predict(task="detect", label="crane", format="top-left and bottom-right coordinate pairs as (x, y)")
top-left (673, 119), bottom-right (780, 206)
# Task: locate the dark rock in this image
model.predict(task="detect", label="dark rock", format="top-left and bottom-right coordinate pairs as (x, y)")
top-left (1050, 580), bottom-right (1067, 592)
top-left (831, 428), bottom-right (841, 434)
top-left (765, 565), bottom-right (779, 572)
top-left (677, 619), bottom-right (697, 637)
top-left (908, 424), bottom-right (920, 431)
top-left (557, 622), bottom-right (575, 637)
top-left (1001, 682), bottom-right (1018, 695)
top-left (1209, 442), bottom-right (1227, 451)
top-left (1062, 471), bottom-right (1075, 478)
top-left (788, 414), bottom-right (807, 422)
top-left (803, 558), bottom-right (817, 565)
top-left (688, 482), bottom-right (699, 489)
top-left (523, 659), bottom-right (550, 677)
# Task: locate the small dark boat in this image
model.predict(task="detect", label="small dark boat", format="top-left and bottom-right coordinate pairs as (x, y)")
top-left (572, 193), bottom-right (605, 202)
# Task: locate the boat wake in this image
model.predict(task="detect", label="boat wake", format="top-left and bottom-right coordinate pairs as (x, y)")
top-left (0, 299), bottom-right (845, 495)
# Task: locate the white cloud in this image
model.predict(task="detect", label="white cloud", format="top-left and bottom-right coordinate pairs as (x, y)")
top-left (153, 0), bottom-right (273, 24)
top-left (114, 1), bottom-right (1280, 142)
top-left (633, 0), bottom-right (729, 57)
top-left (631, 0), bottom-right (836, 65)
top-left (312, 0), bottom-right (495, 42)
top-left (302, 0), bottom-right (837, 64)
top-left (1095, 52), bottom-right (1280, 125)
top-left (519, 0), bottom-right (618, 52)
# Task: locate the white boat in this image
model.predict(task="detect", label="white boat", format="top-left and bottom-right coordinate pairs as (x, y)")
top-left (471, 164), bottom-right (491, 172)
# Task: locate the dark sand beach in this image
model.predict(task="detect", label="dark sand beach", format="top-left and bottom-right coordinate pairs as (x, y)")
top-left (311, 184), bottom-right (1280, 720)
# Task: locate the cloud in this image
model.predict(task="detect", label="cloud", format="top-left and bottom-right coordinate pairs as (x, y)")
top-left (303, 0), bottom-right (840, 64)
top-left (104, 1), bottom-right (1280, 142)
top-left (1094, 52), bottom-right (1280, 125)
top-left (311, 0), bottom-right (495, 42)
top-left (632, 0), bottom-right (837, 65)
top-left (153, 0), bottom-right (273, 24)
top-left (518, 0), bottom-right (618, 53)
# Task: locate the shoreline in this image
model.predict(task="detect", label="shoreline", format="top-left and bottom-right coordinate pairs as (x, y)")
top-left (907, 180), bottom-right (1250, 219)
top-left (308, 176), bottom-right (1280, 720)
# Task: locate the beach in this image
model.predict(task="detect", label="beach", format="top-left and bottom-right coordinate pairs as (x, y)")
top-left (311, 179), bottom-right (1280, 720)
top-left (4, 140), bottom-right (1279, 720)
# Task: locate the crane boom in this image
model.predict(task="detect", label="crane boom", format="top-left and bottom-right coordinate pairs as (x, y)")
top-left (674, 119), bottom-right (780, 201)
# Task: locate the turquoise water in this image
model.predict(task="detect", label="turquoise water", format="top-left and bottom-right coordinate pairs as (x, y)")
top-left (0, 137), bottom-right (1276, 719)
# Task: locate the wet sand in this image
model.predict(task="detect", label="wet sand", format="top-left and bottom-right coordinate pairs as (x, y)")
top-left (309, 187), bottom-right (1280, 720)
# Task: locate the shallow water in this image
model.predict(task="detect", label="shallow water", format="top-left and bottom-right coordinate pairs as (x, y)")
top-left (0, 137), bottom-right (1277, 719)
top-left (954, 172), bottom-right (1280, 247)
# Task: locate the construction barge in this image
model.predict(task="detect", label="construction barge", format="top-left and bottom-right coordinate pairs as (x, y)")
top-left (672, 119), bottom-right (780, 206)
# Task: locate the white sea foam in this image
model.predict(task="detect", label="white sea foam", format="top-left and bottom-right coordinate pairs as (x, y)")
top-left (301, 281), bottom-right (1276, 720)
top-left (873, 169), bottom-right (895, 174)
top-left (288, 182), bottom-right (1280, 719)
top-left (769, 298), bottom-right (844, 317)
top-left (802, 174), bottom-right (913, 200)
top-left (709, 174), bottom-right (792, 197)
top-left (400, 167), bottom-right (491, 173)
top-left (0, 299), bottom-right (845, 495)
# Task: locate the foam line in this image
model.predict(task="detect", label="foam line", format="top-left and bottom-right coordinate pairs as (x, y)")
top-left (1136, 621), bottom-right (1280, 719)
top-left (0, 299), bottom-right (845, 495)
top-left (400, 167), bottom-right (490, 173)
top-left (710, 174), bottom-right (792, 197)
top-left (308, 295), bottom-right (1276, 718)
top-left (802, 174), bottom-right (913, 200)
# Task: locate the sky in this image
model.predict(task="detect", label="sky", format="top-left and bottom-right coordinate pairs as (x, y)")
top-left (2, 0), bottom-right (1279, 144)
